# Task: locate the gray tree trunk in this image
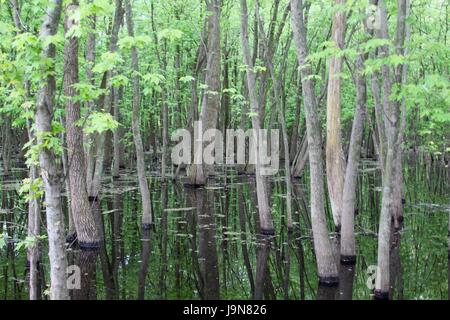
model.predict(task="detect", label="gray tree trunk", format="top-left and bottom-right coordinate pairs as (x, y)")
top-left (290, 0), bottom-right (339, 284)
top-left (325, 0), bottom-right (346, 230)
top-left (374, 0), bottom-right (408, 299)
top-left (8, 0), bottom-right (42, 300)
top-left (88, 0), bottom-right (123, 198)
top-left (189, 0), bottom-right (221, 185)
top-left (255, 3), bottom-right (293, 231)
top-left (125, 0), bottom-right (153, 229)
top-left (240, 0), bottom-right (274, 234)
top-left (35, 0), bottom-right (69, 300)
top-left (112, 85), bottom-right (122, 179)
top-left (340, 53), bottom-right (367, 263)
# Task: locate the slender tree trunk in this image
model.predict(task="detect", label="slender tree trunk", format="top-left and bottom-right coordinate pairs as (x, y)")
top-left (255, 4), bottom-right (293, 231)
top-left (1, 119), bottom-right (11, 176)
top-left (290, 0), bottom-right (339, 284)
top-left (89, 0), bottom-right (123, 198)
top-left (125, 0), bottom-right (152, 229)
top-left (112, 85), bottom-right (122, 178)
top-left (26, 155), bottom-right (41, 300)
top-left (64, 2), bottom-right (100, 248)
top-left (8, 0), bottom-right (42, 300)
top-left (290, 78), bottom-right (302, 162)
top-left (340, 53), bottom-right (367, 263)
top-left (375, 0), bottom-right (408, 299)
top-left (85, 2), bottom-right (97, 189)
top-left (326, 0), bottom-right (346, 230)
top-left (35, 0), bottom-right (68, 300)
top-left (240, 0), bottom-right (274, 234)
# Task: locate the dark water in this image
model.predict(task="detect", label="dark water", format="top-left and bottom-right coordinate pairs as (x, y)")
top-left (0, 157), bottom-right (448, 300)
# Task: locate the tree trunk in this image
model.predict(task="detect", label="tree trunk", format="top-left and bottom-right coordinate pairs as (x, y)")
top-left (189, 0), bottom-right (221, 185)
top-left (240, 0), bottom-right (274, 234)
top-left (375, 0), bottom-right (408, 299)
top-left (340, 53), bottom-right (367, 264)
top-left (8, 0), bottom-right (42, 300)
top-left (197, 189), bottom-right (220, 299)
top-left (290, 0), bottom-right (339, 285)
top-left (35, 0), bottom-right (68, 300)
top-left (326, 0), bottom-right (346, 230)
top-left (84, 1), bottom-right (97, 190)
top-left (1, 119), bottom-right (11, 176)
top-left (255, 3), bottom-right (293, 231)
top-left (125, 0), bottom-right (153, 229)
top-left (112, 85), bottom-right (122, 178)
top-left (88, 0), bottom-right (123, 198)
top-left (64, 2), bottom-right (100, 248)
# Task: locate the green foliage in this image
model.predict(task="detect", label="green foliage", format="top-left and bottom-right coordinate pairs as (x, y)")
top-left (73, 82), bottom-right (106, 102)
top-left (403, 75), bottom-right (450, 154)
top-left (109, 74), bottom-right (129, 88)
top-left (179, 75), bottom-right (195, 83)
top-left (92, 52), bottom-right (123, 74)
top-left (142, 73), bottom-right (165, 95)
top-left (19, 177), bottom-right (44, 202)
top-left (118, 36), bottom-right (151, 50)
top-left (158, 28), bottom-right (184, 42)
top-left (80, 0), bottom-right (114, 17)
top-left (84, 111), bottom-right (119, 134)
top-left (15, 235), bottom-right (47, 252)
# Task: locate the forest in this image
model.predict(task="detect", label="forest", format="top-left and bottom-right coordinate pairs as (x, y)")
top-left (0, 0), bottom-right (449, 300)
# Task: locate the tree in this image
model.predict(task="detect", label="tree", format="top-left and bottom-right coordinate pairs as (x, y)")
top-left (240, 0), bottom-right (274, 235)
top-left (325, 0), bottom-right (346, 230)
top-left (340, 53), bottom-right (367, 264)
top-left (124, 0), bottom-right (153, 229)
top-left (88, 0), bottom-right (124, 198)
top-left (64, 2), bottom-right (100, 249)
top-left (374, 0), bottom-right (409, 299)
top-left (290, 0), bottom-right (339, 285)
top-left (188, 0), bottom-right (221, 186)
top-left (35, 0), bottom-right (69, 300)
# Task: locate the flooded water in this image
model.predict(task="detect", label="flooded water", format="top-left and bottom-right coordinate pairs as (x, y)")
top-left (0, 156), bottom-right (448, 300)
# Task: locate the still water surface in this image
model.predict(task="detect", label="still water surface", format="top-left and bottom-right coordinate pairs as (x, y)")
top-left (0, 157), bottom-right (448, 300)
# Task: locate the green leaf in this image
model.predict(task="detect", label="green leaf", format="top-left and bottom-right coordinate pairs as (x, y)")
top-left (180, 75), bottom-right (195, 83)
top-left (84, 111), bottom-right (119, 134)
top-left (158, 28), bottom-right (184, 42)
top-left (92, 52), bottom-right (123, 74)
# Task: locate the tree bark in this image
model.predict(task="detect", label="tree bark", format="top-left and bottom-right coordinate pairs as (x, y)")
top-left (8, 0), bottom-right (42, 300)
top-left (88, 0), bottom-right (123, 198)
top-left (255, 3), bottom-right (293, 231)
top-left (189, 0), bottom-right (221, 185)
top-left (35, 0), bottom-right (68, 300)
top-left (290, 0), bottom-right (339, 284)
top-left (240, 0), bottom-right (274, 234)
top-left (326, 0), bottom-right (346, 229)
top-left (112, 85), bottom-right (122, 178)
top-left (64, 2), bottom-right (100, 248)
top-left (125, 0), bottom-right (153, 229)
top-left (340, 53), bottom-right (367, 263)
top-left (374, 0), bottom-right (408, 299)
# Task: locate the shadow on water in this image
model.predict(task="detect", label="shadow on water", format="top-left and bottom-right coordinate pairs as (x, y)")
top-left (339, 264), bottom-right (356, 300)
top-left (186, 188), bottom-right (220, 300)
